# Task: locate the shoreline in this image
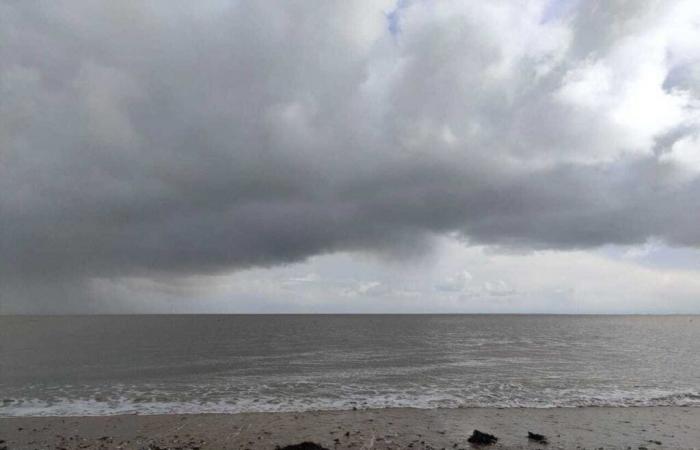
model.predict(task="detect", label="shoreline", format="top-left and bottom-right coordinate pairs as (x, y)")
top-left (2, 403), bottom-right (700, 419)
top-left (1, 407), bottom-right (699, 449)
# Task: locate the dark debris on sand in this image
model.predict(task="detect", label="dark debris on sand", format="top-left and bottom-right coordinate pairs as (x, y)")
top-left (276, 442), bottom-right (329, 450)
top-left (528, 431), bottom-right (548, 444)
top-left (467, 430), bottom-right (498, 446)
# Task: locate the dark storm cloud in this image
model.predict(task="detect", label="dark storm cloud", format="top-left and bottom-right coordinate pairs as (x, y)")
top-left (1, 1), bottom-right (699, 307)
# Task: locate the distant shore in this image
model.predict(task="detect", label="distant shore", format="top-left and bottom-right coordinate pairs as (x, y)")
top-left (1, 407), bottom-right (699, 449)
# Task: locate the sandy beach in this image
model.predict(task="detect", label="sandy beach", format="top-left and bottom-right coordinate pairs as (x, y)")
top-left (1, 407), bottom-right (699, 450)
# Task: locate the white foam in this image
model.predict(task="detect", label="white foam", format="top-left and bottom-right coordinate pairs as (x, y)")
top-left (2, 388), bottom-right (699, 417)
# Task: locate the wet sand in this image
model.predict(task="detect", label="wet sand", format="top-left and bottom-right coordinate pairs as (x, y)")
top-left (1, 407), bottom-right (699, 449)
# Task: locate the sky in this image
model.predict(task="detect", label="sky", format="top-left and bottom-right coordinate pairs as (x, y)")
top-left (1, 0), bottom-right (700, 314)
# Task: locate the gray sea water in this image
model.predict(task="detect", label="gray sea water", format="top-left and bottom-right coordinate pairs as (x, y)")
top-left (1, 315), bottom-right (699, 416)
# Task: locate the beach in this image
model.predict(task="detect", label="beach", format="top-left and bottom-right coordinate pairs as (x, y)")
top-left (1, 407), bottom-right (699, 450)
top-left (4, 0), bottom-right (700, 447)
top-left (3, 316), bottom-right (699, 448)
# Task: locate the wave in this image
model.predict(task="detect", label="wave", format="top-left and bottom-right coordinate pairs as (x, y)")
top-left (2, 389), bottom-right (699, 417)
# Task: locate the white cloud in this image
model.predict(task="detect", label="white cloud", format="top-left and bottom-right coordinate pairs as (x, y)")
top-left (435, 270), bottom-right (473, 293)
top-left (659, 133), bottom-right (700, 180)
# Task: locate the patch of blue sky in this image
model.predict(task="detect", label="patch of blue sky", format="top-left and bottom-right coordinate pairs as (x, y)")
top-left (541, 0), bottom-right (580, 23)
top-left (599, 241), bottom-right (700, 272)
top-left (386, 0), bottom-right (409, 36)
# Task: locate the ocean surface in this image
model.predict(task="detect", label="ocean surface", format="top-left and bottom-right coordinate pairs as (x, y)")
top-left (1, 315), bottom-right (699, 417)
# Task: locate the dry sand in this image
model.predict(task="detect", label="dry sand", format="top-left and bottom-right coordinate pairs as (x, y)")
top-left (1, 407), bottom-right (699, 449)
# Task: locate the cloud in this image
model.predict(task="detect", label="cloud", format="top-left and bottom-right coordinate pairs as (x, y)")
top-left (8, 236), bottom-right (698, 314)
top-left (1, 0), bottom-right (700, 310)
top-left (435, 270), bottom-right (473, 293)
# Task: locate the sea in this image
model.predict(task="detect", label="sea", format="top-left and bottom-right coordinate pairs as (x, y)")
top-left (1, 315), bottom-right (699, 417)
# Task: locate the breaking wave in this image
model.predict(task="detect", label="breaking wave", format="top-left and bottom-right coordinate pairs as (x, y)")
top-left (2, 388), bottom-right (699, 417)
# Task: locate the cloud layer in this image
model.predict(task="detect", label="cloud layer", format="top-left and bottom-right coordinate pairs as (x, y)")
top-left (1, 0), bottom-right (700, 310)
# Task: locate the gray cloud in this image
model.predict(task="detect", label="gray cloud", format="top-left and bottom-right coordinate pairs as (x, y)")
top-left (1, 0), bottom-right (700, 309)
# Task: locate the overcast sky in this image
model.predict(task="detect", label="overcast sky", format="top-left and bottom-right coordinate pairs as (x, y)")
top-left (2, 0), bottom-right (700, 313)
